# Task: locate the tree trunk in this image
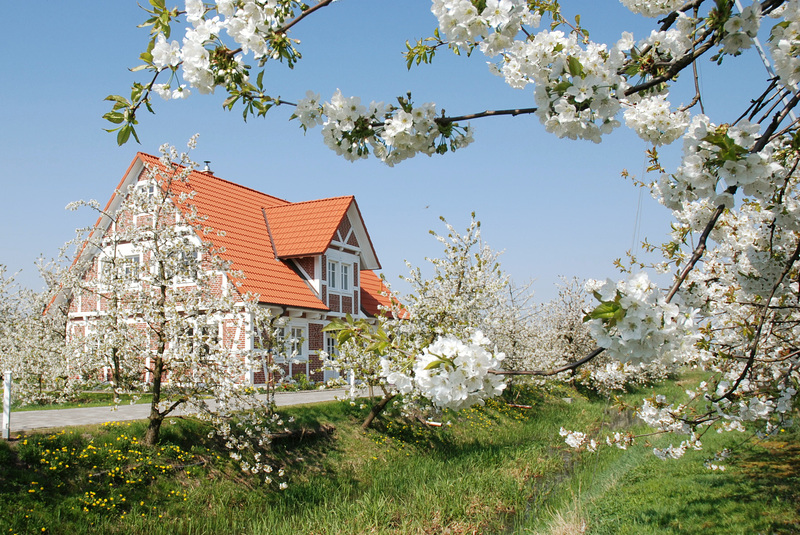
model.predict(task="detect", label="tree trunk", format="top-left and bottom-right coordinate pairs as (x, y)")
top-left (142, 352), bottom-right (164, 446)
top-left (143, 273), bottom-right (168, 447)
top-left (361, 393), bottom-right (396, 430)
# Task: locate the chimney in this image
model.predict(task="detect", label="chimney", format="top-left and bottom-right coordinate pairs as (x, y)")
top-left (202, 161), bottom-right (213, 175)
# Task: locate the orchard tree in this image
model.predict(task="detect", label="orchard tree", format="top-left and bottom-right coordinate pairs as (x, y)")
top-left (106, 0), bottom-right (800, 460)
top-left (0, 265), bottom-right (75, 406)
top-left (508, 277), bottom-right (677, 394)
top-left (325, 216), bottom-right (510, 428)
top-left (41, 143), bottom-right (288, 485)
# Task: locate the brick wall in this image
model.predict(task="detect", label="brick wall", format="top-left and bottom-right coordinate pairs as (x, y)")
top-left (309, 323), bottom-right (323, 351)
top-left (296, 257), bottom-right (315, 278)
top-left (309, 354), bottom-right (324, 382)
top-left (336, 216), bottom-right (352, 241)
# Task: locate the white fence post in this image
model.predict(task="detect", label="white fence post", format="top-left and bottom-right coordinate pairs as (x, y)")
top-left (2, 371), bottom-right (10, 440)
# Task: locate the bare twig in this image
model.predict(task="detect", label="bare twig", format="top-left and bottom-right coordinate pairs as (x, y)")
top-left (277, 0), bottom-right (337, 35)
top-left (489, 347), bottom-right (605, 377)
top-left (435, 107), bottom-right (539, 124)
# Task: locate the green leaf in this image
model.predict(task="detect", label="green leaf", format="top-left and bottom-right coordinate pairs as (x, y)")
top-left (424, 359), bottom-right (445, 370)
top-left (322, 319), bottom-right (347, 332)
top-left (105, 95), bottom-right (130, 105)
top-left (567, 56), bottom-right (583, 77)
top-left (584, 301), bottom-right (624, 323)
top-left (117, 125), bottom-right (132, 146)
top-left (103, 112), bottom-right (125, 124)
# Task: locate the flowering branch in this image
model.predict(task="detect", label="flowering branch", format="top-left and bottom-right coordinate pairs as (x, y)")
top-left (711, 236), bottom-right (800, 402)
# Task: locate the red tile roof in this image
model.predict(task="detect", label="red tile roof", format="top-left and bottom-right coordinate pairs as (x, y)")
top-left (264, 197), bottom-right (353, 258)
top-left (359, 270), bottom-right (395, 317)
top-left (134, 153), bottom-right (383, 313)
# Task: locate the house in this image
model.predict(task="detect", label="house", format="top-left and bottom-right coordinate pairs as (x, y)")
top-left (61, 152), bottom-right (393, 385)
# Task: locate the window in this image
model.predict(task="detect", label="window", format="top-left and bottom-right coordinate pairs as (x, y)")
top-left (137, 182), bottom-right (157, 199)
top-left (328, 260), bottom-right (337, 290)
top-left (327, 260), bottom-right (351, 292)
top-left (273, 325), bottom-right (305, 360)
top-left (122, 254), bottom-right (140, 279)
top-left (325, 334), bottom-right (338, 359)
top-left (341, 263), bottom-right (350, 291)
top-left (289, 327), bottom-right (305, 359)
top-left (180, 323), bottom-right (219, 360)
top-left (166, 249), bottom-right (200, 280)
top-left (100, 257), bottom-right (115, 279)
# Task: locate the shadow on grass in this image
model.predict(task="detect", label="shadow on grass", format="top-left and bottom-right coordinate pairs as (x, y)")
top-left (583, 427), bottom-right (800, 535)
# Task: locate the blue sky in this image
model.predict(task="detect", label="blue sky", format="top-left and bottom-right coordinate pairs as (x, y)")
top-left (0, 0), bottom-right (769, 302)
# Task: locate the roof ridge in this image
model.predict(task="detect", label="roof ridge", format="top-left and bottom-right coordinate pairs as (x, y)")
top-left (264, 195), bottom-right (354, 211)
top-left (137, 152), bottom-right (291, 206)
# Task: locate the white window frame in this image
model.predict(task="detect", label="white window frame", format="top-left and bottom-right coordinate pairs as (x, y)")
top-left (341, 263), bottom-right (350, 291)
top-left (327, 259), bottom-right (351, 294)
top-left (137, 180), bottom-right (157, 199)
top-left (122, 254), bottom-right (140, 280)
top-left (323, 333), bottom-right (340, 382)
top-left (327, 260), bottom-right (338, 290)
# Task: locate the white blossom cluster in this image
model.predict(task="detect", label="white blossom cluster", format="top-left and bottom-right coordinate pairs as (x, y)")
top-left (653, 116), bottom-right (785, 213)
top-left (584, 272), bottom-right (701, 365)
top-left (431, 0), bottom-right (540, 55)
top-left (652, 437), bottom-right (703, 460)
top-left (769, 0), bottom-right (800, 90)
top-left (623, 94), bottom-right (689, 146)
top-left (637, 395), bottom-right (691, 434)
top-left (585, 360), bottom-right (674, 394)
top-left (559, 427), bottom-right (597, 451)
top-left (149, 0), bottom-right (300, 98)
top-left (493, 30), bottom-right (628, 142)
top-left (720, 2), bottom-right (761, 55)
top-left (294, 90), bottom-right (474, 166)
top-left (323, 217), bottom-right (514, 420)
top-left (618, 0), bottom-right (684, 18)
top-left (381, 332), bottom-right (507, 411)
top-left (704, 448), bottom-right (731, 471)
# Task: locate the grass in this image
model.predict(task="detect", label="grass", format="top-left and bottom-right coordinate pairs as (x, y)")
top-left (11, 393), bottom-right (154, 412)
top-left (529, 376), bottom-right (800, 535)
top-left (0, 379), bottom-right (797, 534)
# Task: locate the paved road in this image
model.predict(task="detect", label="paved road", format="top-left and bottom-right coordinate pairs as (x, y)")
top-left (8, 389), bottom-right (356, 433)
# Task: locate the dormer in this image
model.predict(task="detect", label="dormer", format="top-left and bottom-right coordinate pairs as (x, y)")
top-left (263, 196), bottom-right (381, 317)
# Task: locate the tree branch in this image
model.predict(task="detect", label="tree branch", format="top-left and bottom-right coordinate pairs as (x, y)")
top-left (711, 236), bottom-right (800, 402)
top-left (367, 106), bottom-right (540, 129)
top-left (490, 347), bottom-right (605, 377)
top-left (435, 107), bottom-right (539, 125)
top-left (665, 196), bottom-right (730, 303)
top-left (624, 39), bottom-right (716, 96)
top-left (277, 0), bottom-right (337, 35)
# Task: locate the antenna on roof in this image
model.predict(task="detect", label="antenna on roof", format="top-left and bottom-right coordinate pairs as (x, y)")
top-left (202, 161), bottom-right (213, 175)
